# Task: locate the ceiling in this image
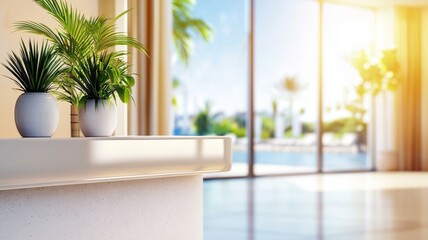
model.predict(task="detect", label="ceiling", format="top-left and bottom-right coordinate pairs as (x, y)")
top-left (331, 0), bottom-right (428, 8)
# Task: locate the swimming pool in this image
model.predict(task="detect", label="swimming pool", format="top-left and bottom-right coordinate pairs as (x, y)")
top-left (232, 151), bottom-right (370, 170)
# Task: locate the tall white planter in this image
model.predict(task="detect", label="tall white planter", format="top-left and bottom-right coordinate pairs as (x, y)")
top-left (79, 99), bottom-right (117, 137)
top-left (15, 92), bottom-right (59, 137)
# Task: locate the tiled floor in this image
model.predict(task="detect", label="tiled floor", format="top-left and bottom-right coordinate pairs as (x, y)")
top-left (204, 172), bottom-right (428, 240)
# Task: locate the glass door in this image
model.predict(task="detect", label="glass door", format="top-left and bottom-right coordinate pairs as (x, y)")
top-left (171, 0), bottom-right (376, 177)
top-left (322, 3), bottom-right (376, 171)
top-left (254, 0), bottom-right (320, 175)
top-left (171, 0), bottom-right (250, 177)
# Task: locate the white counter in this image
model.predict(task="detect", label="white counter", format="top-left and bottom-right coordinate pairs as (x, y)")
top-left (0, 136), bottom-right (232, 240)
top-left (0, 136), bottom-right (232, 190)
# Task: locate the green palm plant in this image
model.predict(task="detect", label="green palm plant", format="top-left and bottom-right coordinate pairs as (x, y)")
top-left (15, 0), bottom-right (147, 105)
top-left (173, 0), bottom-right (212, 63)
top-left (3, 39), bottom-right (64, 92)
top-left (71, 51), bottom-right (134, 107)
top-left (54, 77), bottom-right (82, 104)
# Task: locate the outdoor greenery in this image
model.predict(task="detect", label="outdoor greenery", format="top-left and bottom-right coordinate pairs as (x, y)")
top-left (212, 119), bottom-right (246, 137)
top-left (185, 47), bottom-right (392, 140)
top-left (324, 118), bottom-right (366, 138)
top-left (194, 116), bottom-right (246, 137)
top-left (172, 0), bottom-right (368, 142)
top-left (192, 102), bottom-right (246, 137)
top-left (172, 0), bottom-right (213, 110)
top-left (261, 117), bottom-right (275, 139)
top-left (258, 116), bottom-right (364, 140)
top-left (172, 78), bottom-right (181, 110)
top-left (193, 102), bottom-right (215, 135)
top-left (15, 0), bottom-right (147, 106)
top-left (3, 39), bottom-right (64, 93)
top-left (190, 107), bottom-right (366, 140)
top-left (173, 0), bottom-right (212, 64)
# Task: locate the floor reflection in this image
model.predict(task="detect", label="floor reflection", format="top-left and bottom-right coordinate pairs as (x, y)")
top-left (204, 173), bottom-right (428, 240)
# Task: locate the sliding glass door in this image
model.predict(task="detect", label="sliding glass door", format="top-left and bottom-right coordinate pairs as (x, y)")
top-left (254, 0), bottom-right (319, 174)
top-left (171, 0), bottom-right (375, 177)
top-left (322, 3), bottom-right (376, 171)
top-left (171, 0), bottom-right (250, 177)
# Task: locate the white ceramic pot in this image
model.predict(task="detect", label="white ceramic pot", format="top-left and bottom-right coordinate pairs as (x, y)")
top-left (15, 92), bottom-right (59, 137)
top-left (79, 99), bottom-right (117, 137)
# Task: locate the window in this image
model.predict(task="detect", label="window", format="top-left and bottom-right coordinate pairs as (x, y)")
top-left (254, 0), bottom-right (320, 174)
top-left (172, 0), bottom-right (250, 177)
top-left (171, 0), bottom-right (376, 177)
top-left (323, 3), bottom-right (376, 171)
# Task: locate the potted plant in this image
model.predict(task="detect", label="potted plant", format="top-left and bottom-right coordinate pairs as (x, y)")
top-left (15, 0), bottom-right (147, 137)
top-left (72, 51), bottom-right (134, 137)
top-left (347, 49), bottom-right (399, 170)
top-left (2, 39), bottom-right (64, 137)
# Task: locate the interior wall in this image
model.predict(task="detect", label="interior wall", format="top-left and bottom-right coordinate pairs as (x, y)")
top-left (0, 0), bottom-right (99, 138)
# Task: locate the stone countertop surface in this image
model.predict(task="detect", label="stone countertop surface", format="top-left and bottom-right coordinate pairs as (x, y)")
top-left (0, 136), bottom-right (232, 190)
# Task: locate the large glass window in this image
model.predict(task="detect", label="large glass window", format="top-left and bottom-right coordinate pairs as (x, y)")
top-left (322, 4), bottom-right (376, 171)
top-left (171, 0), bottom-right (376, 177)
top-left (254, 0), bottom-right (320, 174)
top-left (172, 0), bottom-right (249, 177)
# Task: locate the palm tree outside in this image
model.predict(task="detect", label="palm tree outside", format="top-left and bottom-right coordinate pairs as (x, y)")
top-left (172, 0), bottom-right (213, 135)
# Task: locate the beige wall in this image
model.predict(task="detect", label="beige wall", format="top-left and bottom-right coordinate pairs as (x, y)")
top-left (0, 0), bottom-right (99, 138)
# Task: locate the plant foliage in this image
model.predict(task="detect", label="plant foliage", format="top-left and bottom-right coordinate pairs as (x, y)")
top-left (15, 0), bottom-right (146, 105)
top-left (348, 49), bottom-right (399, 96)
top-left (173, 0), bottom-right (212, 63)
top-left (15, 0), bottom-right (147, 63)
top-left (71, 51), bottom-right (134, 107)
top-left (3, 39), bottom-right (64, 93)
